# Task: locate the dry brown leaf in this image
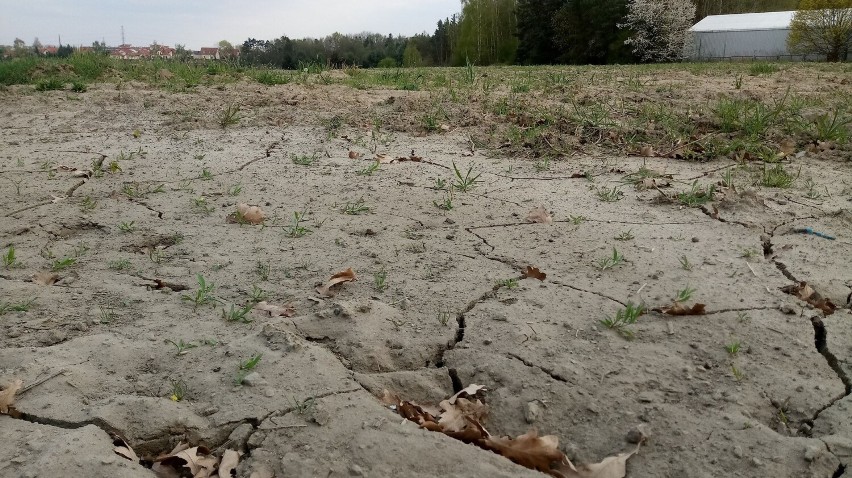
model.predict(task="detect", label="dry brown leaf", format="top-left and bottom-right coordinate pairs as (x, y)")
top-left (0, 379), bottom-right (23, 414)
top-left (226, 203), bottom-right (266, 225)
top-left (448, 384), bottom-right (487, 404)
top-left (113, 437), bottom-right (140, 462)
top-left (159, 446), bottom-right (217, 478)
top-left (438, 397), bottom-right (488, 433)
top-left (253, 301), bottom-right (296, 318)
top-left (32, 271), bottom-right (60, 286)
top-left (521, 266), bottom-right (547, 281)
top-left (374, 153), bottom-right (394, 164)
top-left (526, 206), bottom-right (553, 224)
top-left (654, 303), bottom-right (706, 316)
top-left (316, 268), bottom-right (356, 297)
top-left (554, 444), bottom-right (641, 478)
top-left (482, 430), bottom-right (567, 475)
top-left (781, 281), bottom-right (836, 316)
top-left (638, 177), bottom-right (670, 190)
top-left (348, 150), bottom-right (362, 159)
top-left (217, 450), bottom-right (241, 478)
top-left (639, 145), bottom-right (655, 157)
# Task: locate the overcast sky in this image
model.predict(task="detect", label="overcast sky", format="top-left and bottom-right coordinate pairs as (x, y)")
top-left (1, 0), bottom-right (460, 48)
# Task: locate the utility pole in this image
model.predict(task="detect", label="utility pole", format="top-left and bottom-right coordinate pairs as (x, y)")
top-left (121, 25), bottom-right (125, 45)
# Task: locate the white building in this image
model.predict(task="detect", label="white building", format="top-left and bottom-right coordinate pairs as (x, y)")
top-left (689, 11), bottom-right (817, 60)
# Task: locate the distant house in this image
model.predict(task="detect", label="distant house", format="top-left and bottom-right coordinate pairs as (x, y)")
top-left (690, 11), bottom-right (824, 61)
top-left (41, 45), bottom-right (59, 55)
top-left (111, 44), bottom-right (176, 60)
top-left (193, 47), bottom-right (220, 60)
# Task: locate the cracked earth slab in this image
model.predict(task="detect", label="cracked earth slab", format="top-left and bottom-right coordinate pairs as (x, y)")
top-left (1, 81), bottom-right (850, 477)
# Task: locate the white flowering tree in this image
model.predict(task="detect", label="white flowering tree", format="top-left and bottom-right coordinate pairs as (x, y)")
top-left (621, 0), bottom-right (697, 62)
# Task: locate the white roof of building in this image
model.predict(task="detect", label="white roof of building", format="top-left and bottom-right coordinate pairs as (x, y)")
top-left (691, 11), bottom-right (796, 32)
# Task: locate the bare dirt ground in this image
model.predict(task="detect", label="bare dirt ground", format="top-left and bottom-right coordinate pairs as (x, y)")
top-left (1, 64), bottom-right (851, 478)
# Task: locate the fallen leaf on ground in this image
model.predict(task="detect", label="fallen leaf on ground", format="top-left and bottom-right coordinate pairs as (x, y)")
top-left (781, 281), bottom-right (836, 316)
top-left (482, 430), bottom-right (566, 475)
top-left (639, 145), bottom-right (655, 157)
top-left (521, 266), bottom-right (547, 281)
top-left (348, 150), bottom-right (362, 159)
top-left (778, 138), bottom-right (796, 156)
top-left (438, 396), bottom-right (488, 433)
top-left (32, 271), bottom-right (60, 286)
top-left (374, 153), bottom-right (394, 164)
top-left (554, 444), bottom-right (642, 478)
top-left (217, 450), bottom-right (241, 478)
top-left (654, 303), bottom-right (706, 316)
top-left (226, 203), bottom-right (266, 225)
top-left (448, 384), bottom-right (487, 403)
top-left (638, 177), bottom-right (670, 190)
top-left (113, 437), bottom-right (140, 462)
top-left (0, 379), bottom-right (23, 414)
top-left (158, 446), bottom-right (217, 478)
top-left (526, 206), bottom-right (553, 224)
top-left (253, 301), bottom-right (296, 317)
top-left (316, 268), bottom-right (356, 297)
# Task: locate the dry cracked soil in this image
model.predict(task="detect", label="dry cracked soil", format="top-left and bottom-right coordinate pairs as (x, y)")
top-left (1, 70), bottom-right (851, 478)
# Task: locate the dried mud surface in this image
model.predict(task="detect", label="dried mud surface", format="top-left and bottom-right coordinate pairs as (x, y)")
top-left (1, 71), bottom-right (851, 478)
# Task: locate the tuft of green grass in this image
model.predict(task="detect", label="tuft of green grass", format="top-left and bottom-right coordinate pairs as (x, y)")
top-left (373, 270), bottom-right (388, 292)
top-left (108, 259), bottom-right (132, 271)
top-left (596, 186), bottom-right (623, 202)
top-left (255, 261), bottom-right (271, 281)
top-left (601, 302), bottom-right (644, 340)
top-left (678, 181), bottom-right (715, 207)
top-left (679, 255), bottom-right (693, 271)
top-left (614, 230), bottom-right (634, 241)
top-left (235, 353), bottom-right (263, 385)
top-left (0, 298), bottom-right (36, 316)
top-left (285, 211), bottom-right (311, 238)
top-left (118, 221), bottom-right (136, 233)
top-left (169, 379), bottom-right (188, 402)
top-left (227, 184), bottom-right (242, 196)
top-left (674, 286), bottom-right (695, 303)
top-left (813, 109), bottom-right (851, 143)
top-left (451, 162), bottom-right (482, 192)
top-left (218, 103), bottom-right (241, 129)
top-left (725, 339), bottom-right (742, 356)
top-left (3, 245), bottom-right (22, 269)
top-left (357, 160), bottom-right (380, 176)
top-left (597, 248), bottom-right (625, 271)
top-left (51, 257), bottom-right (76, 271)
top-left (342, 198), bottom-right (370, 215)
top-left (497, 278), bottom-right (519, 289)
top-left (165, 339), bottom-right (197, 356)
top-left (222, 303), bottom-right (254, 323)
top-left (71, 80), bottom-right (88, 92)
top-left (292, 152), bottom-right (318, 166)
top-left (761, 164), bottom-right (796, 188)
top-left (181, 274), bottom-right (216, 309)
top-left (35, 77), bottom-right (64, 91)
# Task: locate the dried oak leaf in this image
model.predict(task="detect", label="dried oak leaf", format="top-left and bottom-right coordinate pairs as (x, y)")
top-left (526, 206), bottom-right (553, 224)
top-left (226, 203), bottom-right (266, 225)
top-left (639, 145), bottom-right (655, 157)
top-left (482, 430), bottom-right (567, 475)
top-left (316, 268), bottom-right (357, 297)
top-left (553, 444), bottom-right (641, 478)
top-left (521, 266), bottom-right (547, 281)
top-left (0, 379), bottom-right (23, 414)
top-left (159, 446), bottom-right (218, 478)
top-left (781, 281), bottom-right (836, 316)
top-left (32, 271), bottom-right (60, 286)
top-left (217, 449), bottom-right (241, 478)
top-left (348, 150), bottom-right (362, 159)
top-left (438, 397), bottom-right (488, 433)
top-left (374, 153), bottom-right (394, 164)
top-left (253, 301), bottom-right (296, 317)
top-left (654, 303), bottom-right (706, 316)
top-left (113, 437), bottom-right (140, 462)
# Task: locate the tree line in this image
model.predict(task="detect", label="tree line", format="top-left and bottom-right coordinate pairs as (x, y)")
top-left (239, 0), bottom-right (805, 68)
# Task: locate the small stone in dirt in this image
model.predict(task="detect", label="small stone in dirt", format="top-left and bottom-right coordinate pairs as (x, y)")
top-left (625, 425), bottom-right (650, 444)
top-left (349, 464), bottom-right (365, 476)
top-left (446, 234), bottom-right (455, 240)
top-left (733, 446), bottom-right (744, 458)
top-left (242, 372), bottom-right (264, 387)
top-left (751, 457), bottom-right (764, 467)
top-left (444, 218), bottom-right (455, 224)
top-left (637, 392), bottom-right (655, 403)
top-left (228, 423), bottom-right (254, 449)
top-left (525, 401), bottom-right (543, 424)
top-left (483, 338), bottom-right (492, 345)
top-left (691, 237), bottom-right (699, 243)
top-left (264, 389), bottom-right (275, 397)
top-left (804, 444), bottom-right (822, 462)
top-left (41, 329), bottom-right (67, 345)
top-left (780, 305), bottom-right (796, 315)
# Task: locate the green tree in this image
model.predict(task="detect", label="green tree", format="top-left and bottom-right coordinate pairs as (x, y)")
top-left (91, 41), bottom-right (109, 55)
top-left (403, 42), bottom-right (423, 67)
top-left (56, 44), bottom-right (74, 58)
top-left (516, 0), bottom-right (565, 64)
top-left (552, 0), bottom-right (633, 64)
top-left (454, 0), bottom-right (518, 65)
top-left (174, 44), bottom-right (193, 62)
top-left (788, 0), bottom-right (852, 61)
top-left (219, 40), bottom-right (237, 60)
